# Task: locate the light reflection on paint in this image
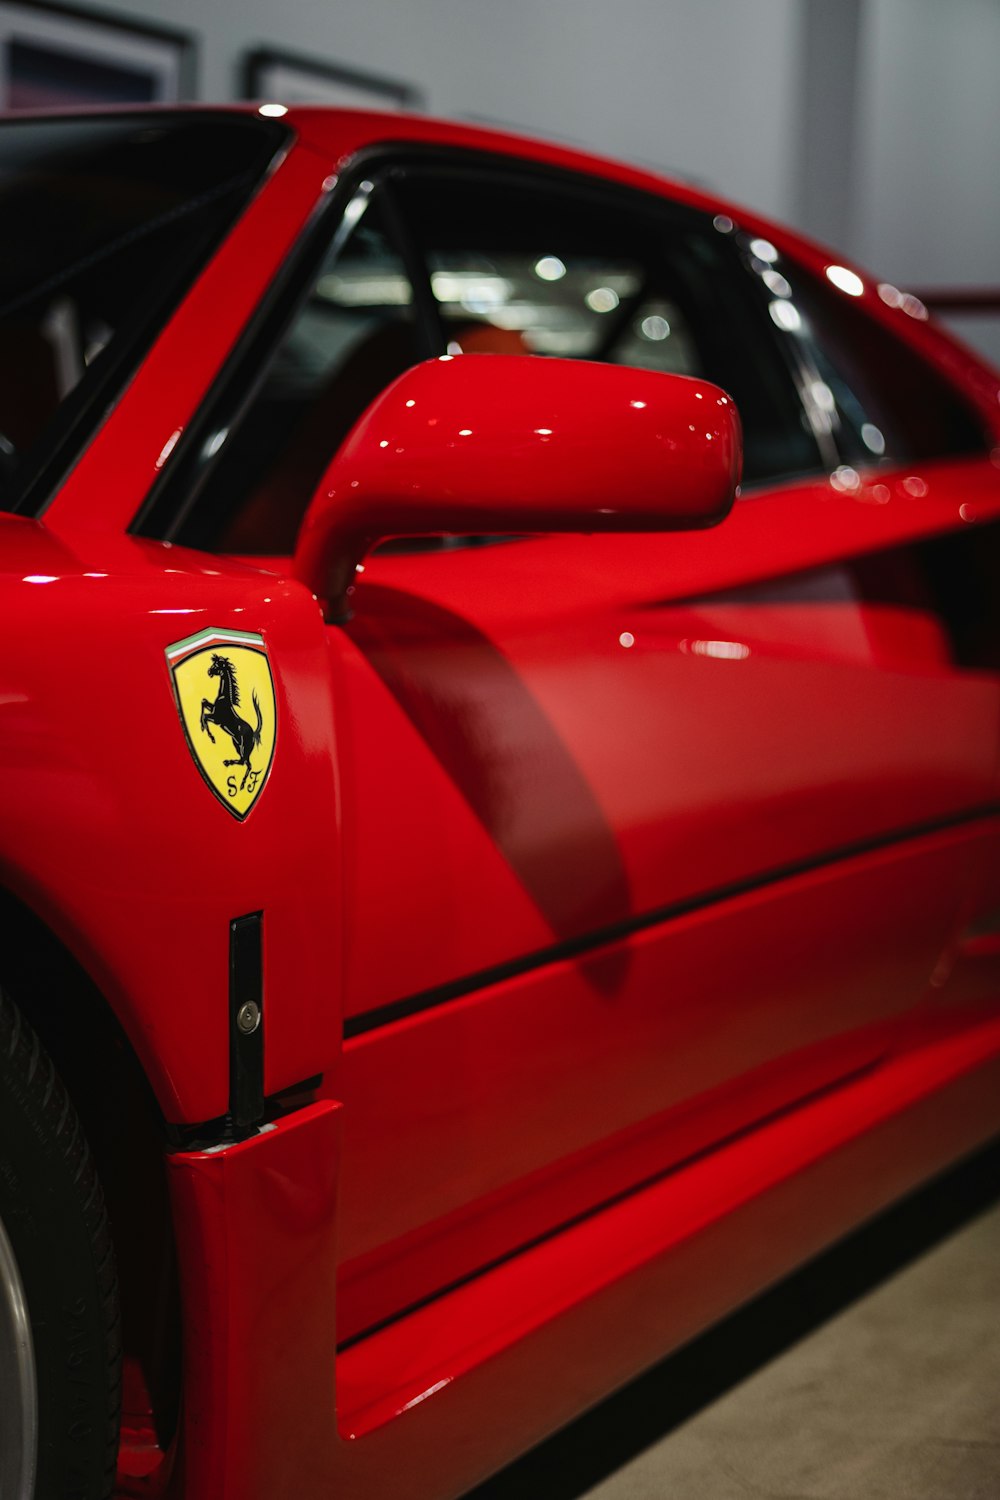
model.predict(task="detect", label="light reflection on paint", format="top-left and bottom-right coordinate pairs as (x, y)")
top-left (830, 466), bottom-right (861, 493)
top-left (687, 639), bottom-right (751, 661)
top-left (398, 1378), bottom-right (452, 1415)
top-left (155, 428), bottom-right (182, 470)
top-left (826, 265), bottom-right (865, 297)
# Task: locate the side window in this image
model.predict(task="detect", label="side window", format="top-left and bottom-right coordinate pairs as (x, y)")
top-left (0, 114), bottom-right (284, 516)
top-left (168, 161), bottom-right (825, 556)
top-left (390, 167), bottom-right (820, 487)
top-left (734, 239), bottom-right (988, 466)
top-left (181, 187), bottom-right (422, 554)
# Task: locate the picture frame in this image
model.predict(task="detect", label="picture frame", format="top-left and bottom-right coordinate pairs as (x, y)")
top-left (0, 1), bottom-right (195, 111)
top-left (242, 47), bottom-right (422, 112)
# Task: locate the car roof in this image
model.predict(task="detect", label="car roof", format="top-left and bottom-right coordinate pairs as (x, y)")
top-left (281, 103), bottom-right (733, 219)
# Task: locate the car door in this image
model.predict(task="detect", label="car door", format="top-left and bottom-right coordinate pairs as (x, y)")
top-left (158, 149), bottom-right (1000, 1346)
top-left (326, 161), bottom-right (1000, 1343)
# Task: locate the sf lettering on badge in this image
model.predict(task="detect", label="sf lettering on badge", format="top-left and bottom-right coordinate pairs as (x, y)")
top-left (166, 628), bottom-right (277, 820)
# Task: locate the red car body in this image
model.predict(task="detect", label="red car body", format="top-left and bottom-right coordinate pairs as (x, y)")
top-left (2, 105), bottom-right (1000, 1499)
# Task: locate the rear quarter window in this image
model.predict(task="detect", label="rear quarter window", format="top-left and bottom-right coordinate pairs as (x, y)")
top-left (737, 238), bottom-right (989, 467)
top-left (0, 112), bottom-right (287, 516)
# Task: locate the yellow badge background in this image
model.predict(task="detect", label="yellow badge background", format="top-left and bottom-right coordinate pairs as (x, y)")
top-left (172, 644), bottom-right (277, 820)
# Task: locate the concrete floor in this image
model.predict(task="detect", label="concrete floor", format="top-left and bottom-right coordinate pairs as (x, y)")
top-left (469, 1141), bottom-right (1000, 1500)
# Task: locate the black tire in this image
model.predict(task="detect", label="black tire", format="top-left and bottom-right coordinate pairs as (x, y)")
top-left (0, 988), bottom-right (122, 1499)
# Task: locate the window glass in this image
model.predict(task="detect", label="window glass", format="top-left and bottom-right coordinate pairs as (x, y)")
top-left (391, 167), bottom-right (819, 486)
top-left (173, 161), bottom-right (824, 555)
top-left (207, 190), bottom-right (420, 554)
top-left (0, 113), bottom-right (284, 514)
top-left (426, 247), bottom-right (700, 372)
top-left (734, 237), bottom-right (987, 466)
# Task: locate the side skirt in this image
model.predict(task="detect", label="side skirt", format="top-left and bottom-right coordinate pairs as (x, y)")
top-left (158, 1020), bottom-right (1000, 1500)
top-left (335, 1017), bottom-right (1000, 1497)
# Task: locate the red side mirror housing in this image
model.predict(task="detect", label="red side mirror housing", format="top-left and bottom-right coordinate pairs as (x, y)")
top-left (294, 353), bottom-right (741, 619)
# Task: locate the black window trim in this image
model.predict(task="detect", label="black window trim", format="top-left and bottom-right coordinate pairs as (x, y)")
top-left (131, 150), bottom-right (391, 541)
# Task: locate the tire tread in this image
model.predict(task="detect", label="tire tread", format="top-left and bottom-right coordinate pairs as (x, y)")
top-left (0, 986), bottom-right (122, 1498)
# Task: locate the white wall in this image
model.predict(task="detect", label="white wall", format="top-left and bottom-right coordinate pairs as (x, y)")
top-left (855, 0), bottom-right (1000, 284)
top-left (853, 0), bottom-right (1000, 362)
top-left (91, 0), bottom-right (804, 222)
top-left (72, 0), bottom-right (1000, 364)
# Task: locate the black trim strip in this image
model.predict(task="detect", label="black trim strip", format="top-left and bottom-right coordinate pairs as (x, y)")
top-left (229, 910), bottom-right (264, 1131)
top-left (344, 803), bottom-right (1000, 1040)
top-left (129, 152), bottom-right (350, 541)
top-left (164, 1071), bottom-right (323, 1152)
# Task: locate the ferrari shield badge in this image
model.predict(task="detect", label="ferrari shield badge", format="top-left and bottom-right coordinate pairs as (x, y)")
top-left (166, 628), bottom-right (277, 820)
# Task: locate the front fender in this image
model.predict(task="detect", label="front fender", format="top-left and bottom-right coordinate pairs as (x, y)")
top-left (0, 515), bottom-right (342, 1122)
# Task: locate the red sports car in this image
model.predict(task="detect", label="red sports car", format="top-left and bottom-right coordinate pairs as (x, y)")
top-left (1, 105), bottom-right (999, 1500)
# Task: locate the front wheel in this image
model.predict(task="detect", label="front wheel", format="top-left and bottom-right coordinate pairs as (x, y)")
top-left (0, 989), bottom-right (122, 1499)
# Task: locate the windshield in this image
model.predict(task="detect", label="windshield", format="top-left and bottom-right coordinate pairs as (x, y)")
top-left (0, 112), bottom-right (287, 515)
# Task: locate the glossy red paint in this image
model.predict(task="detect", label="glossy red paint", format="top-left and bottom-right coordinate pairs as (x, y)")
top-left (294, 356), bottom-right (740, 615)
top-left (336, 459), bottom-right (1000, 1026)
top-left (0, 516), bottom-right (342, 1120)
top-left (334, 820), bottom-right (1000, 1344)
top-left (165, 1102), bottom-right (340, 1500)
top-left (160, 1018), bottom-right (1000, 1500)
top-left (0, 105), bottom-right (997, 1500)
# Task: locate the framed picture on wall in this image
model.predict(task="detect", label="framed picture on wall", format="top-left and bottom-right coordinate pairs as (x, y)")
top-left (243, 48), bottom-right (422, 111)
top-left (0, 2), bottom-right (195, 111)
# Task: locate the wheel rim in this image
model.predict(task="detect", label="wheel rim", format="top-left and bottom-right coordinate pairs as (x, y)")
top-left (0, 1211), bottom-right (37, 1500)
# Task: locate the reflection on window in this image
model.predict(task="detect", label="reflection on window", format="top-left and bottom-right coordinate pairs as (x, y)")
top-left (396, 167), bottom-right (819, 486)
top-left (425, 247), bottom-right (699, 375)
top-left (179, 165), bottom-right (844, 556)
top-left (0, 113), bottom-right (282, 513)
top-left (735, 232), bottom-right (986, 466)
top-left (202, 194), bottom-right (420, 554)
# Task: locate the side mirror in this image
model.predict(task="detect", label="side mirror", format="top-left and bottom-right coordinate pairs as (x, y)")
top-left (293, 353), bottom-right (741, 619)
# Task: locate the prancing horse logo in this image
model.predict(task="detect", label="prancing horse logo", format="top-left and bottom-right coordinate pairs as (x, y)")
top-left (200, 654), bottom-right (263, 792)
top-left (166, 628), bottom-right (277, 820)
